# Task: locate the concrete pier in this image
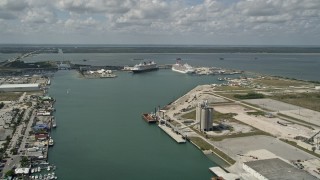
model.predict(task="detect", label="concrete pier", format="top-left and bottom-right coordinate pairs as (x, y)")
top-left (158, 124), bottom-right (186, 143)
top-left (209, 167), bottom-right (240, 180)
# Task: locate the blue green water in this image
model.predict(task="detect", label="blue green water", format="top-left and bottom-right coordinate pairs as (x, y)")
top-left (48, 70), bottom-right (228, 180)
top-left (22, 52), bottom-right (320, 81)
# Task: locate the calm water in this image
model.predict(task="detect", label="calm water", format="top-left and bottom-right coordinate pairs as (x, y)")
top-left (2, 51), bottom-right (319, 179)
top-left (48, 70), bottom-right (230, 180)
top-left (20, 52), bottom-right (320, 81)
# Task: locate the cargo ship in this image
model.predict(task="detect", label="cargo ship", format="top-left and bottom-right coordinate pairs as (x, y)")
top-left (142, 113), bottom-right (157, 123)
top-left (132, 61), bottom-right (159, 73)
top-left (172, 58), bottom-right (195, 74)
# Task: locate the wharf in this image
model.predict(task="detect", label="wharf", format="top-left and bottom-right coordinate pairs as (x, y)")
top-left (158, 124), bottom-right (186, 143)
top-left (209, 167), bottom-right (240, 180)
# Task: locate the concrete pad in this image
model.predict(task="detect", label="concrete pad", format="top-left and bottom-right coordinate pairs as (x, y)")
top-left (213, 135), bottom-right (315, 161)
top-left (244, 98), bottom-right (300, 111)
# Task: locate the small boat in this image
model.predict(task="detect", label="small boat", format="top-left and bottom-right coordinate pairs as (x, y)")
top-left (39, 174), bottom-right (43, 179)
top-left (52, 119), bottom-right (57, 128)
top-left (49, 138), bottom-right (54, 146)
top-left (38, 167), bottom-right (41, 172)
top-left (218, 77), bottom-right (224, 81)
top-left (31, 168), bottom-right (35, 173)
top-left (35, 175), bottom-right (39, 179)
top-left (47, 166), bottom-right (51, 171)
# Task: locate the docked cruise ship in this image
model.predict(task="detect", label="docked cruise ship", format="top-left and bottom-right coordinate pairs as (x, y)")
top-left (172, 58), bottom-right (195, 74)
top-left (132, 61), bottom-right (159, 73)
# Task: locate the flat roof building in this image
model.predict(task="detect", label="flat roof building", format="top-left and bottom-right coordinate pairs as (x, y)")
top-left (243, 158), bottom-right (317, 180)
top-left (0, 83), bottom-right (40, 92)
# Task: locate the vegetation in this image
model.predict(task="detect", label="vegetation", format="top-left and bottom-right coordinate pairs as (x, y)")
top-left (272, 92), bottom-right (320, 112)
top-left (234, 92), bottom-right (265, 99)
top-left (181, 110), bottom-right (237, 123)
top-left (5, 60), bottom-right (55, 69)
top-left (5, 169), bottom-right (14, 177)
top-left (210, 131), bottom-right (273, 141)
top-left (189, 137), bottom-right (235, 165)
top-left (0, 102), bottom-right (4, 109)
top-left (214, 86), bottom-right (249, 91)
top-left (278, 113), bottom-right (319, 128)
top-left (280, 139), bottom-right (320, 158)
top-left (246, 111), bottom-right (265, 116)
top-left (181, 110), bottom-right (196, 120)
top-left (0, 92), bottom-right (22, 101)
top-left (20, 156), bottom-right (30, 167)
top-left (253, 78), bottom-right (307, 87)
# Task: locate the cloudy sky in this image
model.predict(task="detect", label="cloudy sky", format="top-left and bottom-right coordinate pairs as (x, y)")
top-left (0, 0), bottom-right (319, 45)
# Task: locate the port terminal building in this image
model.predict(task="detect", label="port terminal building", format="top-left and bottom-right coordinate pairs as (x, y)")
top-left (0, 83), bottom-right (40, 92)
top-left (243, 158), bottom-right (318, 180)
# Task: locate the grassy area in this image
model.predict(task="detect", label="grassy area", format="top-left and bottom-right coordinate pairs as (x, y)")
top-left (234, 92), bottom-right (265, 99)
top-left (170, 120), bottom-right (180, 126)
top-left (278, 113), bottom-right (319, 128)
top-left (214, 86), bottom-right (250, 91)
top-left (246, 111), bottom-right (265, 116)
top-left (181, 110), bottom-right (196, 120)
top-left (189, 137), bottom-right (236, 165)
top-left (215, 93), bottom-right (237, 100)
top-left (272, 92), bottom-right (320, 112)
top-left (280, 139), bottom-right (320, 158)
top-left (253, 78), bottom-right (307, 87)
top-left (210, 131), bottom-right (273, 141)
top-left (0, 92), bottom-right (22, 101)
top-left (181, 110), bottom-right (237, 123)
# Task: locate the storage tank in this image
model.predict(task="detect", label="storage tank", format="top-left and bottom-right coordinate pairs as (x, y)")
top-left (206, 107), bottom-right (213, 131)
top-left (200, 108), bottom-right (207, 131)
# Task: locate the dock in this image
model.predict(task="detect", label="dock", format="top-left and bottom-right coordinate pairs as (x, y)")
top-left (158, 124), bottom-right (186, 143)
top-left (209, 167), bottom-right (240, 180)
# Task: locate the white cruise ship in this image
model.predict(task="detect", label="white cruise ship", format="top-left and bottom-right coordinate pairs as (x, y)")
top-left (132, 61), bottom-right (159, 73)
top-left (172, 58), bottom-right (195, 74)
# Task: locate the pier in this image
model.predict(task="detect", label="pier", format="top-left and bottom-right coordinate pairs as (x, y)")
top-left (158, 119), bottom-right (186, 143)
top-left (209, 167), bottom-right (240, 180)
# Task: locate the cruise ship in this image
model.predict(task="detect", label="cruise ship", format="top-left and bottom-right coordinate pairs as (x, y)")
top-left (172, 58), bottom-right (195, 74)
top-left (132, 61), bottom-right (159, 73)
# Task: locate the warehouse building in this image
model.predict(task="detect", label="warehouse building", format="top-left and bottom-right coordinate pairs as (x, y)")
top-left (0, 83), bottom-right (40, 92)
top-left (243, 158), bottom-right (317, 180)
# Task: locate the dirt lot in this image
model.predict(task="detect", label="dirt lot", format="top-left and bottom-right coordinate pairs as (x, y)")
top-left (244, 99), bottom-right (320, 126)
top-left (214, 104), bottom-right (316, 140)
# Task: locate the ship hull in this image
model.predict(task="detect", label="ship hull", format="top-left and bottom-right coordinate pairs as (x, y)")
top-left (172, 67), bottom-right (194, 74)
top-left (132, 67), bottom-right (159, 73)
top-left (142, 113), bottom-right (157, 123)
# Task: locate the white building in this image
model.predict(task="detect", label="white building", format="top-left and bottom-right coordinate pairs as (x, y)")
top-left (0, 83), bottom-right (40, 92)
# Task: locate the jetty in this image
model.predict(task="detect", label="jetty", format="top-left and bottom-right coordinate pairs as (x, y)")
top-left (158, 123), bottom-right (186, 143)
top-left (209, 167), bottom-right (240, 180)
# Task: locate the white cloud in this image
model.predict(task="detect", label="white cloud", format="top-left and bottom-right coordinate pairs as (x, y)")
top-left (0, 0), bottom-right (319, 44)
